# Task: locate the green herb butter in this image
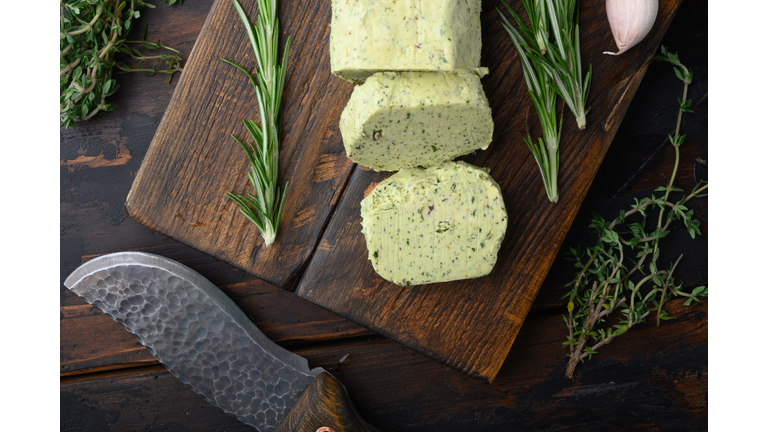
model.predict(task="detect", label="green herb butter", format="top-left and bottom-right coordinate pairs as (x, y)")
top-left (340, 71), bottom-right (493, 172)
top-left (360, 161), bottom-right (507, 286)
top-left (330, 0), bottom-right (484, 82)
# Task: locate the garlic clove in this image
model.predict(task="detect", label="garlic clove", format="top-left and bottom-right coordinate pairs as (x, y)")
top-left (603, 0), bottom-right (659, 56)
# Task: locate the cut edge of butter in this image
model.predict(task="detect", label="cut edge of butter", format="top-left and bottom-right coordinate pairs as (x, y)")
top-left (360, 161), bottom-right (508, 287)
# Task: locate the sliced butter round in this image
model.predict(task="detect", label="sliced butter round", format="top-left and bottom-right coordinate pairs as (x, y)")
top-left (360, 161), bottom-right (507, 286)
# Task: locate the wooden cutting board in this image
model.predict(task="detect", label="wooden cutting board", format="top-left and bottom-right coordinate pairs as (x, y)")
top-left (126, 0), bottom-right (356, 287)
top-left (127, 0), bottom-right (683, 382)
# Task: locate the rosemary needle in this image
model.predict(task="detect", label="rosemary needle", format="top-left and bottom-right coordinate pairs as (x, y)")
top-left (223, 0), bottom-right (291, 246)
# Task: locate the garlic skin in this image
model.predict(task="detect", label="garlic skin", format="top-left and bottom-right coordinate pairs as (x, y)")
top-left (604, 0), bottom-right (659, 56)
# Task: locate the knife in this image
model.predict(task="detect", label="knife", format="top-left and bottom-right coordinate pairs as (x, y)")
top-left (64, 251), bottom-right (379, 432)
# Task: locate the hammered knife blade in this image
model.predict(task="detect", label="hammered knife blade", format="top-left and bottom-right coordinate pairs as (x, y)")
top-left (64, 251), bottom-right (378, 432)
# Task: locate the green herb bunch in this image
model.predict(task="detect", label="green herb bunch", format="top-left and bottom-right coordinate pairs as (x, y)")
top-left (222, 0), bottom-right (291, 246)
top-left (497, 0), bottom-right (592, 203)
top-left (60, 0), bottom-right (183, 128)
top-left (562, 46), bottom-right (708, 379)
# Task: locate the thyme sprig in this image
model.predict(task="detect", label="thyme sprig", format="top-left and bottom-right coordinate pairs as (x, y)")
top-left (562, 47), bottom-right (707, 379)
top-left (115, 26), bottom-right (183, 82)
top-left (60, 0), bottom-right (183, 128)
top-left (222, 0), bottom-right (291, 246)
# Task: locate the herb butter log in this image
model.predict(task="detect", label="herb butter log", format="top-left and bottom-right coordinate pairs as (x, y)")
top-left (360, 161), bottom-right (507, 286)
top-left (340, 71), bottom-right (494, 172)
top-left (330, 0), bottom-right (484, 82)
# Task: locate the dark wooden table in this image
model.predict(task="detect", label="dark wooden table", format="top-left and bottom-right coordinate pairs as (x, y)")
top-left (60, 1), bottom-right (708, 430)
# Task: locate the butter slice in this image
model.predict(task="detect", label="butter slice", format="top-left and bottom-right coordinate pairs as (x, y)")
top-left (330, 0), bottom-right (483, 82)
top-left (360, 161), bottom-right (507, 286)
top-left (340, 71), bottom-right (493, 172)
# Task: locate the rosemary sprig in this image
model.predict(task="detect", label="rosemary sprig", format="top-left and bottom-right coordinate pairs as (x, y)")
top-left (60, 0), bottom-right (183, 128)
top-left (561, 47), bottom-right (707, 379)
top-left (540, 0), bottom-right (592, 130)
top-left (222, 0), bottom-right (291, 246)
top-left (497, 0), bottom-right (562, 202)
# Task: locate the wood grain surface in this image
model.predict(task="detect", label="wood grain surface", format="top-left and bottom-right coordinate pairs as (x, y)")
top-left (61, 300), bottom-right (707, 431)
top-left (296, 0), bottom-right (684, 383)
top-left (60, 0), bottom-right (708, 430)
top-left (125, 0), bottom-right (356, 287)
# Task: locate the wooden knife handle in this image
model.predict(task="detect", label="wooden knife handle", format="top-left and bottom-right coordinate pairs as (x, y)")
top-left (277, 372), bottom-right (380, 432)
